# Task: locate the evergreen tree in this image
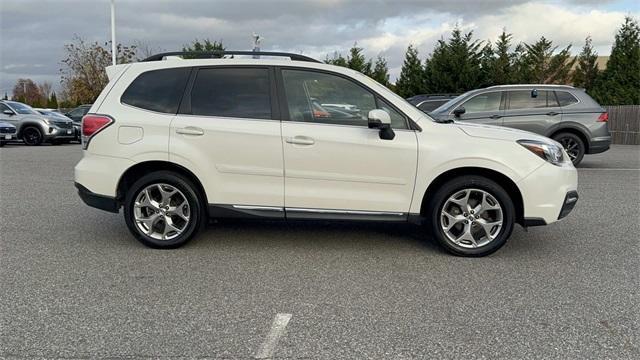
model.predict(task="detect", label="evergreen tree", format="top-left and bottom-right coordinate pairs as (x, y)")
top-left (395, 45), bottom-right (424, 97)
top-left (47, 92), bottom-right (59, 109)
top-left (182, 39), bottom-right (225, 58)
top-left (478, 42), bottom-right (494, 87)
top-left (423, 27), bottom-right (483, 93)
top-left (592, 16), bottom-right (640, 105)
top-left (572, 36), bottom-right (599, 91)
top-left (371, 56), bottom-right (390, 86)
top-left (346, 43), bottom-right (372, 76)
top-left (516, 36), bottom-right (575, 84)
top-left (325, 52), bottom-right (348, 67)
top-left (489, 30), bottom-right (515, 85)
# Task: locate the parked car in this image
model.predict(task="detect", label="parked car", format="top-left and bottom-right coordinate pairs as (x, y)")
top-left (428, 85), bottom-right (611, 165)
top-left (74, 51), bottom-right (578, 257)
top-left (35, 108), bottom-right (81, 143)
top-left (65, 104), bottom-right (91, 122)
top-left (0, 121), bottom-right (17, 147)
top-left (0, 100), bottom-right (75, 145)
top-left (407, 94), bottom-right (459, 113)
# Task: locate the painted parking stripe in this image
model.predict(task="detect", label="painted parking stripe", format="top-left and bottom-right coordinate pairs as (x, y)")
top-left (578, 168), bottom-right (640, 171)
top-left (255, 313), bottom-right (292, 359)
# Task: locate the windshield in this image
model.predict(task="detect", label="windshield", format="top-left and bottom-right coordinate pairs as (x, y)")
top-left (37, 110), bottom-right (68, 120)
top-left (431, 92), bottom-right (469, 113)
top-left (7, 101), bottom-right (38, 115)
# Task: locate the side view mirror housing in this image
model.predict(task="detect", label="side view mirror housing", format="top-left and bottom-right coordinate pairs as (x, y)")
top-left (453, 107), bottom-right (466, 118)
top-left (3, 110), bottom-right (15, 116)
top-left (368, 109), bottom-right (395, 140)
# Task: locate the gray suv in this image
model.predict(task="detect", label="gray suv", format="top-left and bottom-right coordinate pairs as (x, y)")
top-left (429, 85), bottom-right (611, 165)
top-left (0, 100), bottom-right (75, 145)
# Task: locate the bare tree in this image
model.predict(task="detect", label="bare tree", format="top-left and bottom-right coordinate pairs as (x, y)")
top-left (38, 81), bottom-right (53, 106)
top-left (12, 79), bottom-right (42, 106)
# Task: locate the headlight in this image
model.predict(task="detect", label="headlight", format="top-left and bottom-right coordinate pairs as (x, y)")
top-left (517, 139), bottom-right (569, 166)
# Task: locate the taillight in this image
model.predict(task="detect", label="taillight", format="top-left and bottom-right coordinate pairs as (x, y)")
top-left (597, 112), bottom-right (608, 122)
top-left (81, 114), bottom-right (113, 149)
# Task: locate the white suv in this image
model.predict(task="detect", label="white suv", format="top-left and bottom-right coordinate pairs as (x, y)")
top-left (74, 51), bottom-right (578, 256)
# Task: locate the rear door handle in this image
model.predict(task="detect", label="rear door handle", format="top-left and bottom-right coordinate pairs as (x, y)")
top-left (176, 126), bottom-right (204, 136)
top-left (546, 111), bottom-right (559, 116)
top-left (489, 114), bottom-right (502, 119)
top-left (286, 136), bottom-right (315, 146)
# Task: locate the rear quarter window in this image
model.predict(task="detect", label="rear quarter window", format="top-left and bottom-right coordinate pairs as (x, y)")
top-left (555, 91), bottom-right (579, 107)
top-left (121, 68), bottom-right (191, 113)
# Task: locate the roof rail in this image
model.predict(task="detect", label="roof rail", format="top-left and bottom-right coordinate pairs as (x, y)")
top-left (486, 84), bottom-right (575, 89)
top-left (142, 51), bottom-right (321, 63)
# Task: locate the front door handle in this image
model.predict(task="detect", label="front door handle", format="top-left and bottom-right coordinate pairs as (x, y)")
top-left (489, 114), bottom-right (502, 119)
top-left (546, 111), bottom-right (559, 116)
top-left (286, 136), bottom-right (315, 146)
top-left (176, 126), bottom-right (204, 136)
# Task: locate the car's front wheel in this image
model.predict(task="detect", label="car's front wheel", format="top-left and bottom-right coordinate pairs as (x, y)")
top-left (427, 176), bottom-right (515, 257)
top-left (22, 127), bottom-right (43, 146)
top-left (124, 171), bottom-right (205, 248)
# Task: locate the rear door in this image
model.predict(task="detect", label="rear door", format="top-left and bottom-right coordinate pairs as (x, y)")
top-left (170, 66), bottom-right (284, 214)
top-left (278, 68), bottom-right (418, 216)
top-left (501, 89), bottom-right (563, 134)
top-left (453, 91), bottom-right (505, 125)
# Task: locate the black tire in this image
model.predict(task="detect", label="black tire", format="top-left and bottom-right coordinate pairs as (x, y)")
top-left (0, 141), bottom-right (4, 147)
top-left (426, 175), bottom-right (516, 257)
top-left (22, 127), bottom-right (43, 146)
top-left (124, 171), bottom-right (206, 249)
top-left (552, 132), bottom-right (585, 166)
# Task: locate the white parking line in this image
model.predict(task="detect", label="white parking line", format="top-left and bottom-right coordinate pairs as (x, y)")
top-left (578, 168), bottom-right (640, 171)
top-left (255, 313), bottom-right (292, 359)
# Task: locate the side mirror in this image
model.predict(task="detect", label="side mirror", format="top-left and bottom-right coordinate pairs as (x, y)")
top-left (531, 89), bottom-right (538, 98)
top-left (368, 109), bottom-right (395, 140)
top-left (2, 109), bottom-right (14, 116)
top-left (453, 107), bottom-right (465, 118)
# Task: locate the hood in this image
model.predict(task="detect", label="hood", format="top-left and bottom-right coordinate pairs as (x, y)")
top-left (455, 122), bottom-right (550, 143)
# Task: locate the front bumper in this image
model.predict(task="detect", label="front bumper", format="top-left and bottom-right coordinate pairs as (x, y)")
top-left (0, 132), bottom-right (17, 141)
top-left (43, 125), bottom-right (76, 139)
top-left (518, 161), bottom-right (578, 225)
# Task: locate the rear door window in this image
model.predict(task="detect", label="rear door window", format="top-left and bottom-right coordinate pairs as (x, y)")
top-left (507, 90), bottom-right (556, 110)
top-left (190, 67), bottom-right (272, 119)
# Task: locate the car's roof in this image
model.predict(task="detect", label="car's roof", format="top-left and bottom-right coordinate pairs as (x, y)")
top-left (484, 84), bottom-right (577, 90)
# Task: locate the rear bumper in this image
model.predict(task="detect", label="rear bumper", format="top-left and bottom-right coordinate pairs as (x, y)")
top-left (75, 182), bottom-right (119, 213)
top-left (588, 136), bottom-right (611, 154)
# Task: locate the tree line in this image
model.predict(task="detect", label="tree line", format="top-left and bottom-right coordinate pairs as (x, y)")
top-left (8, 16), bottom-right (639, 108)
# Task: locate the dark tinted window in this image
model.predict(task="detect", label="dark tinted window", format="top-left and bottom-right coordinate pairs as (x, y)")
top-left (122, 68), bottom-right (190, 113)
top-left (508, 90), bottom-right (558, 110)
top-left (556, 91), bottom-right (579, 106)
top-left (418, 100), bottom-right (448, 112)
top-left (282, 69), bottom-right (407, 129)
top-left (0, 103), bottom-right (10, 112)
top-left (190, 68), bottom-right (271, 119)
top-left (459, 92), bottom-right (502, 113)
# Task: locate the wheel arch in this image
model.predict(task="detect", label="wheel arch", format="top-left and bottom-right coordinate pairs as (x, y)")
top-left (17, 121), bottom-right (46, 138)
top-left (117, 160), bottom-right (208, 212)
top-left (547, 126), bottom-right (590, 153)
top-left (420, 167), bottom-right (525, 226)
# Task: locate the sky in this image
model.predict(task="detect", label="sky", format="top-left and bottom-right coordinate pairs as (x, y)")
top-left (1, 0), bottom-right (639, 97)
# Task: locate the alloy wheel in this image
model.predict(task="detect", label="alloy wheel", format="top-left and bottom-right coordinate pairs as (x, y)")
top-left (23, 128), bottom-right (42, 145)
top-left (558, 137), bottom-right (580, 162)
top-left (440, 188), bottom-right (503, 249)
top-left (133, 183), bottom-right (191, 240)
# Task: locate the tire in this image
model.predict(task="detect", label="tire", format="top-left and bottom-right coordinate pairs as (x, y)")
top-left (0, 141), bottom-right (4, 147)
top-left (426, 175), bottom-right (516, 257)
top-left (552, 132), bottom-right (585, 166)
top-left (22, 127), bottom-right (43, 146)
top-left (124, 171), bottom-right (206, 249)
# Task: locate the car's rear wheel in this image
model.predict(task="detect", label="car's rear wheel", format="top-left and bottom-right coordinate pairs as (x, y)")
top-left (124, 171), bottom-right (205, 248)
top-left (426, 176), bottom-right (515, 257)
top-left (553, 132), bottom-right (585, 166)
top-left (22, 127), bottom-right (43, 146)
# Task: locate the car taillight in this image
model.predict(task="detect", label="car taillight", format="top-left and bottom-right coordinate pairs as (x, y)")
top-left (597, 112), bottom-right (608, 122)
top-left (81, 114), bottom-right (113, 149)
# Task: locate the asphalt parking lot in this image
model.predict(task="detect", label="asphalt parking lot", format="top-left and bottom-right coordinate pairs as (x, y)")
top-left (1, 143), bottom-right (638, 359)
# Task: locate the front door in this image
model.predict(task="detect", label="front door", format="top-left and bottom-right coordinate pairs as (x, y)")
top-left (278, 68), bottom-right (418, 218)
top-left (454, 91), bottom-right (505, 125)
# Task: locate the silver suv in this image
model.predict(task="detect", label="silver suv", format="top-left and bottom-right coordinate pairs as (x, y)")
top-left (429, 85), bottom-right (611, 165)
top-left (0, 100), bottom-right (75, 145)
